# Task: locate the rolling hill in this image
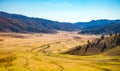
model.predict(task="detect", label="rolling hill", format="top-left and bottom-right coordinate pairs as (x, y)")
top-left (75, 19), bottom-right (120, 29)
top-left (65, 33), bottom-right (120, 56)
top-left (0, 11), bottom-right (120, 34)
top-left (0, 11), bottom-right (79, 33)
top-left (79, 22), bottom-right (120, 34)
top-left (0, 16), bottom-right (26, 32)
top-left (76, 20), bottom-right (120, 34)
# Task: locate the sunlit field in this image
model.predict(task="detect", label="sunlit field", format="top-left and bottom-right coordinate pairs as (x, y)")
top-left (0, 31), bottom-right (119, 71)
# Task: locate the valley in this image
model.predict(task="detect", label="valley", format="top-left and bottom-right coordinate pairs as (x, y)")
top-left (0, 0), bottom-right (120, 71)
top-left (0, 31), bottom-right (120, 71)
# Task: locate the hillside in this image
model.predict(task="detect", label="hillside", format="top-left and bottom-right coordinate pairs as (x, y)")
top-left (1, 11), bottom-right (120, 34)
top-left (79, 22), bottom-right (120, 34)
top-left (75, 19), bottom-right (120, 29)
top-left (76, 20), bottom-right (120, 34)
top-left (65, 33), bottom-right (120, 56)
top-left (0, 16), bottom-right (56, 33)
top-left (0, 16), bottom-right (26, 32)
top-left (0, 11), bottom-right (79, 33)
top-left (102, 46), bottom-right (120, 56)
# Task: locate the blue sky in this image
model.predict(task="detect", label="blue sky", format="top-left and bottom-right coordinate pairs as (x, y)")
top-left (0, 0), bottom-right (120, 22)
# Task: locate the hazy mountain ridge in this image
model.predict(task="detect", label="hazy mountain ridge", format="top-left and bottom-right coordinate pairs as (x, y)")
top-left (0, 16), bottom-right (27, 32)
top-left (0, 11), bottom-right (120, 34)
top-left (0, 11), bottom-right (79, 33)
top-left (76, 20), bottom-right (120, 34)
top-left (75, 20), bottom-right (120, 29)
top-left (79, 22), bottom-right (120, 34)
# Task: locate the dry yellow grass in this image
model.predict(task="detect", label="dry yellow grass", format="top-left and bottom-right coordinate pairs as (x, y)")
top-left (0, 31), bottom-right (119, 71)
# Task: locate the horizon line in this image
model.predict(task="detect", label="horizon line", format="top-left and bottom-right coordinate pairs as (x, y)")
top-left (0, 11), bottom-right (120, 23)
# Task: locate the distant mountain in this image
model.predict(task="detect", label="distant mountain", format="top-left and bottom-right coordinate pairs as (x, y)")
top-left (0, 16), bottom-right (55, 33)
top-left (75, 20), bottom-right (120, 34)
top-left (0, 11), bottom-right (79, 33)
top-left (79, 22), bottom-right (120, 34)
top-left (0, 16), bottom-right (26, 32)
top-left (75, 20), bottom-right (120, 29)
top-left (0, 11), bottom-right (120, 34)
top-left (65, 33), bottom-right (120, 56)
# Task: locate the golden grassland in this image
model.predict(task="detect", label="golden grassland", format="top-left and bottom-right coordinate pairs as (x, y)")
top-left (0, 31), bottom-right (120, 71)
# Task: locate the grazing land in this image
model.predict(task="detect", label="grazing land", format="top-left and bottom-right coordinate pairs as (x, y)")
top-left (0, 31), bottom-right (120, 71)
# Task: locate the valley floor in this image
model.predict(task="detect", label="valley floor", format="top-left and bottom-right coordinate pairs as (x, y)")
top-left (0, 31), bottom-right (119, 71)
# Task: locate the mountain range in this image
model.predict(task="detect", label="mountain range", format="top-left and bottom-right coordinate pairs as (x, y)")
top-left (0, 11), bottom-right (120, 34)
top-left (77, 20), bottom-right (120, 34)
top-left (0, 11), bottom-right (79, 33)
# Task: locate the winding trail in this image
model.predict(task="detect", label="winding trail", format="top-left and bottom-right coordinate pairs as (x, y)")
top-left (25, 43), bottom-right (65, 71)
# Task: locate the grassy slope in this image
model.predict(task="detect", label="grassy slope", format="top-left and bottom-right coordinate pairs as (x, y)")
top-left (0, 32), bottom-right (119, 71)
top-left (66, 33), bottom-right (120, 56)
top-left (102, 46), bottom-right (120, 56)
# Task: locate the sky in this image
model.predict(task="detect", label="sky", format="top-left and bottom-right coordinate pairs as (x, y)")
top-left (0, 0), bottom-right (120, 22)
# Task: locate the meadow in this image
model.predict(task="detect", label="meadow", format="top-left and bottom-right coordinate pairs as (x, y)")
top-left (0, 31), bottom-right (119, 71)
